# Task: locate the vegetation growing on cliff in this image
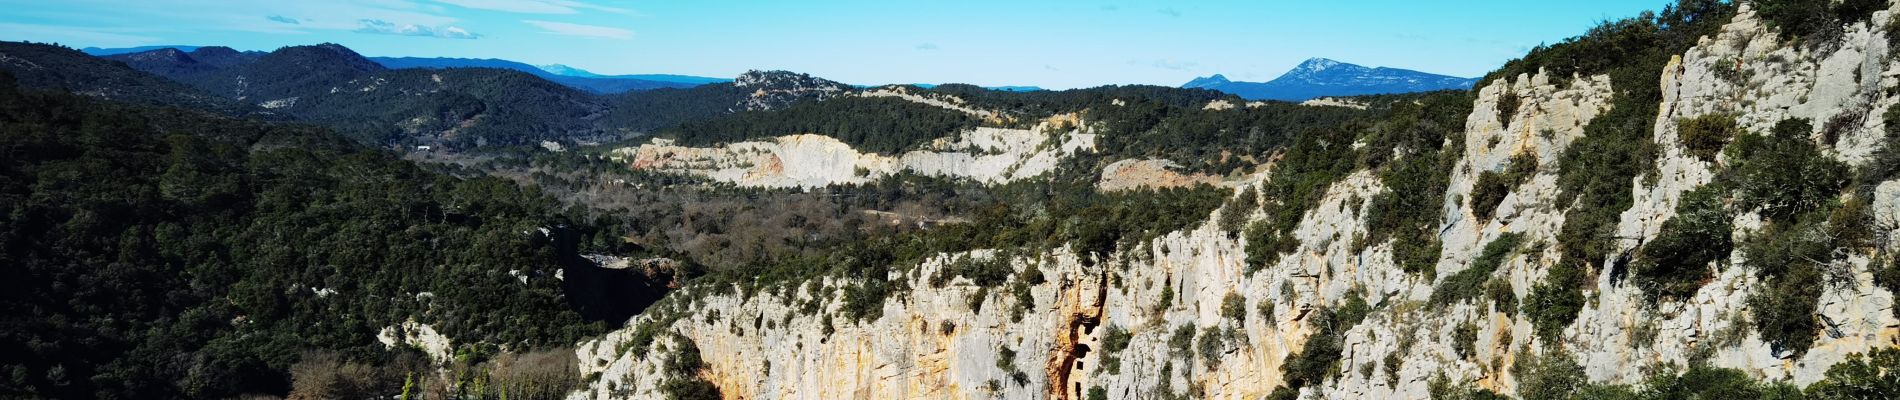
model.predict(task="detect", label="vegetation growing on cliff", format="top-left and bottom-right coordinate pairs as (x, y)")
top-left (1495, 0), bottom-right (1738, 341)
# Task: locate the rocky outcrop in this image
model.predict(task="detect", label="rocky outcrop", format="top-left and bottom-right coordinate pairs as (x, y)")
top-left (1096, 159), bottom-right (1225, 191)
top-left (570, 5), bottom-right (1900, 399)
top-left (610, 115), bottom-right (1097, 189)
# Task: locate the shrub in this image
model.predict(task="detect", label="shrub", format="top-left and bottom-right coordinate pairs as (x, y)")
top-left (1429, 372), bottom-right (1509, 400)
top-left (1524, 264), bottom-right (1587, 342)
top-left (1430, 233), bottom-right (1525, 308)
top-left (1486, 278), bottom-right (1518, 317)
top-left (1219, 187), bottom-right (1259, 234)
top-left (1197, 329), bottom-right (1226, 366)
top-left (1514, 349), bottom-right (1588, 400)
top-left (1169, 325), bottom-right (1196, 359)
top-left (1640, 364), bottom-right (1801, 399)
top-left (1631, 185), bottom-right (1733, 301)
top-left (1677, 114), bottom-right (1740, 162)
top-left (1221, 292), bottom-right (1247, 324)
top-left (1100, 325), bottom-right (1132, 374)
top-left (1805, 348), bottom-right (1900, 398)
top-left (1729, 119), bottom-right (1851, 222)
top-left (1470, 171), bottom-right (1514, 222)
top-left (1750, 0), bottom-right (1880, 45)
top-left (1744, 220), bottom-right (1833, 356)
top-left (1337, 290), bottom-right (1372, 327)
top-left (1383, 353), bottom-right (1402, 387)
top-left (1280, 309), bottom-right (1345, 391)
top-left (659, 336), bottom-right (723, 400)
top-left (1452, 322), bottom-right (1479, 360)
top-left (1497, 90), bottom-right (1522, 129)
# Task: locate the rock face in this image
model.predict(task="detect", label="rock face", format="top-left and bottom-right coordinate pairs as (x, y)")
top-left (572, 6), bottom-right (1900, 399)
top-left (1096, 159), bottom-right (1224, 191)
top-left (610, 115), bottom-right (1097, 189)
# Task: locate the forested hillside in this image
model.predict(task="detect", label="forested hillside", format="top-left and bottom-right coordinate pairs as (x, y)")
top-left (0, 72), bottom-right (616, 398)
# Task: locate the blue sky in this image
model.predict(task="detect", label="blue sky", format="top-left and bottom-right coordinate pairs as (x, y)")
top-left (0, 0), bottom-right (1670, 89)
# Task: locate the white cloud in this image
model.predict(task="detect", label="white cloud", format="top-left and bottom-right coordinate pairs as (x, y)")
top-left (356, 19), bottom-right (481, 39)
top-left (523, 20), bottom-right (632, 40)
top-left (915, 43), bottom-right (938, 51)
top-left (434, 0), bottom-right (635, 15)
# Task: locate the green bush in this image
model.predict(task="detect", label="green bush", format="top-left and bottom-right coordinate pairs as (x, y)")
top-left (1640, 364), bottom-right (1801, 399)
top-left (1498, 90), bottom-right (1522, 129)
top-left (1219, 187), bottom-right (1260, 234)
top-left (1524, 264), bottom-right (1587, 342)
top-left (1452, 322), bottom-right (1479, 360)
top-left (1169, 325), bottom-right (1196, 359)
top-left (1486, 278), bottom-right (1518, 317)
top-left (1429, 372), bottom-right (1509, 400)
top-left (1470, 171), bottom-right (1514, 222)
top-left (1279, 309), bottom-right (1344, 392)
top-left (1631, 185), bottom-right (1733, 301)
top-left (1743, 219), bottom-right (1834, 356)
top-left (1806, 348), bottom-right (1900, 398)
top-left (1221, 292), bottom-right (1248, 324)
top-left (1730, 119), bottom-right (1851, 222)
top-left (1751, 0), bottom-right (1884, 45)
top-left (1431, 233), bottom-right (1526, 308)
top-left (1678, 114), bottom-right (1741, 162)
top-left (1196, 329), bottom-right (1226, 366)
top-left (1099, 325), bottom-right (1132, 374)
top-left (1514, 349), bottom-right (1590, 400)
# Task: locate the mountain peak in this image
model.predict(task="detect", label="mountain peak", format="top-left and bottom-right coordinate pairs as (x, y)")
top-left (269, 43), bottom-right (383, 73)
top-left (537, 63), bottom-right (601, 78)
top-left (1182, 57), bottom-right (1475, 101)
top-left (1296, 57), bottom-right (1343, 71)
top-left (1182, 74), bottom-right (1231, 89)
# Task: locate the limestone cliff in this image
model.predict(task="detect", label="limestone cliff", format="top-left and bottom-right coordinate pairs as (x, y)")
top-left (572, 5), bottom-right (1900, 399)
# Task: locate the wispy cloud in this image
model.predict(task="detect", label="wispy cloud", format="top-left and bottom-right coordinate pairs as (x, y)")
top-left (1100, 5), bottom-right (1119, 11)
top-left (523, 20), bottom-right (632, 40)
top-left (355, 19), bottom-right (480, 39)
top-left (266, 15), bottom-right (300, 25)
top-left (1156, 8), bottom-right (1181, 17)
top-left (915, 42), bottom-right (938, 51)
top-left (434, 0), bottom-right (635, 15)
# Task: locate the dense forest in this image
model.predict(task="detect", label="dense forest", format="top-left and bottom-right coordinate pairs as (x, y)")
top-left (0, 73), bottom-right (613, 398)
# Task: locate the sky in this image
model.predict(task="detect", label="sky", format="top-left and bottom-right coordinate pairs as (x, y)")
top-left (0, 0), bottom-right (1671, 89)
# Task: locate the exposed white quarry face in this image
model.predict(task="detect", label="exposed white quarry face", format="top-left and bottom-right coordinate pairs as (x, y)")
top-left (611, 116), bottom-right (1096, 189)
top-left (569, 6), bottom-right (1900, 399)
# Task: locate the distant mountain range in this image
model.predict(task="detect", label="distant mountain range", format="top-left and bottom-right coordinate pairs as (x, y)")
top-left (27, 41), bottom-right (877, 149)
top-left (81, 45), bottom-right (726, 94)
top-left (80, 45), bottom-right (203, 56)
top-left (1184, 58), bottom-right (1476, 101)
